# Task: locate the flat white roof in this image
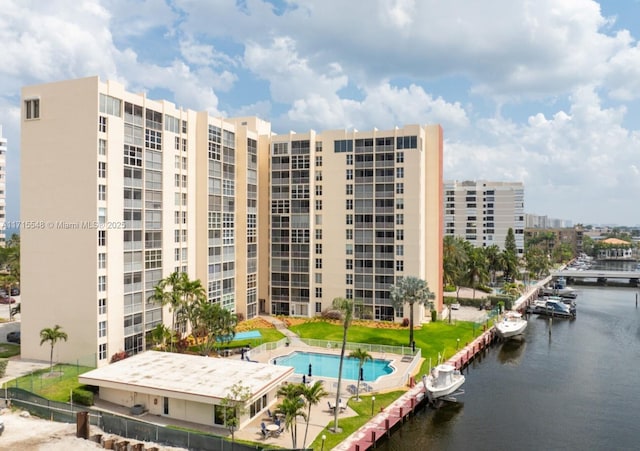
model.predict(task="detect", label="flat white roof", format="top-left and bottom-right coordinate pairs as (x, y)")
top-left (79, 351), bottom-right (294, 402)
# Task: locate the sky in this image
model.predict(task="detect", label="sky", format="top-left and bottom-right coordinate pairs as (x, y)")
top-left (1, 0), bottom-right (640, 226)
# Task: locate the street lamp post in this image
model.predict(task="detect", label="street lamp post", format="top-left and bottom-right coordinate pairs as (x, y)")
top-left (371, 396), bottom-right (376, 416)
top-left (321, 434), bottom-right (326, 451)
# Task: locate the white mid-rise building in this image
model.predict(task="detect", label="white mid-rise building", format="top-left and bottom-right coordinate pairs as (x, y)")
top-left (444, 180), bottom-right (524, 255)
top-left (0, 125), bottom-right (6, 246)
top-left (21, 76), bottom-right (443, 366)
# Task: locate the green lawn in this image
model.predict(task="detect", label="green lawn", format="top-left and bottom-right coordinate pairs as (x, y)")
top-left (7, 364), bottom-right (94, 402)
top-left (0, 343), bottom-right (20, 358)
top-left (290, 320), bottom-right (482, 375)
top-left (307, 391), bottom-right (404, 451)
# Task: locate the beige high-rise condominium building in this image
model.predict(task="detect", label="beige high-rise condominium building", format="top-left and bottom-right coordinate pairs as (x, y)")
top-left (444, 180), bottom-right (525, 255)
top-left (21, 76), bottom-right (442, 366)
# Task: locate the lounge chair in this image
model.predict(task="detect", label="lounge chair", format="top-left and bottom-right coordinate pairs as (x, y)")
top-left (260, 422), bottom-right (268, 439)
top-left (267, 409), bottom-right (273, 420)
top-left (327, 401), bottom-right (335, 412)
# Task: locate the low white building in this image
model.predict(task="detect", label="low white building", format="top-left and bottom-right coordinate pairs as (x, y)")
top-left (79, 351), bottom-right (294, 429)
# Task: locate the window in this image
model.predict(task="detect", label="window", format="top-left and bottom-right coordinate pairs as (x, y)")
top-left (98, 343), bottom-right (107, 360)
top-left (396, 260), bottom-right (404, 271)
top-left (315, 258), bottom-right (322, 269)
top-left (98, 298), bottom-right (107, 315)
top-left (98, 162), bottom-right (106, 178)
top-left (98, 275), bottom-right (106, 292)
top-left (346, 259), bottom-right (353, 270)
top-left (346, 154), bottom-right (353, 165)
top-left (346, 274), bottom-right (353, 285)
top-left (346, 229), bottom-right (353, 240)
top-left (346, 184), bottom-right (353, 195)
top-left (396, 167), bottom-right (404, 178)
top-left (315, 302), bottom-right (322, 313)
top-left (396, 214), bottom-right (404, 225)
top-left (98, 139), bottom-right (107, 156)
top-left (396, 230), bottom-right (404, 241)
top-left (98, 185), bottom-right (106, 201)
top-left (334, 139), bottom-right (353, 152)
top-left (25, 98), bottom-right (40, 119)
top-left (98, 321), bottom-right (107, 338)
top-left (315, 229), bottom-right (322, 240)
top-left (346, 169), bottom-right (353, 180)
top-left (396, 245), bottom-right (404, 256)
top-left (99, 116), bottom-right (107, 133)
top-left (99, 94), bottom-right (121, 117)
top-left (315, 156), bottom-right (322, 167)
top-left (98, 253), bottom-right (106, 269)
top-left (315, 185), bottom-right (323, 196)
top-left (396, 151), bottom-right (404, 163)
top-left (346, 199), bottom-right (353, 210)
top-left (315, 287), bottom-right (322, 298)
top-left (346, 214), bottom-right (353, 225)
top-left (315, 243), bottom-right (322, 254)
top-left (396, 136), bottom-right (417, 149)
top-left (98, 230), bottom-right (106, 246)
top-left (396, 183), bottom-right (404, 194)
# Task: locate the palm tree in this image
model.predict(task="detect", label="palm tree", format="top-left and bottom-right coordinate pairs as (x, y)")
top-left (275, 390), bottom-right (307, 448)
top-left (149, 272), bottom-right (184, 350)
top-left (348, 348), bottom-right (372, 401)
top-left (465, 248), bottom-right (489, 300)
top-left (389, 276), bottom-right (435, 347)
top-left (331, 297), bottom-right (354, 433)
top-left (147, 323), bottom-right (171, 350)
top-left (39, 325), bottom-right (68, 373)
top-left (300, 381), bottom-right (328, 448)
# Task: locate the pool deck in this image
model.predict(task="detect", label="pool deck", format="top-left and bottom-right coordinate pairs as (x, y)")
top-left (231, 337), bottom-right (419, 449)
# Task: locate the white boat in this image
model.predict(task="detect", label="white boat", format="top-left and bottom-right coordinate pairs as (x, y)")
top-left (495, 311), bottom-right (527, 339)
top-left (425, 364), bottom-right (465, 400)
top-left (528, 297), bottom-right (576, 318)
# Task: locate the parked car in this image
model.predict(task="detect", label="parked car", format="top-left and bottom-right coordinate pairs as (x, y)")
top-left (0, 296), bottom-right (15, 304)
top-left (10, 287), bottom-right (19, 296)
top-left (451, 302), bottom-right (461, 310)
top-left (0, 418), bottom-right (4, 436)
top-left (6, 331), bottom-right (20, 344)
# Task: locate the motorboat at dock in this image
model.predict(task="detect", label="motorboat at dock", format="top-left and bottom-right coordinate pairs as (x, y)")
top-left (527, 297), bottom-right (576, 318)
top-left (495, 311), bottom-right (528, 339)
top-left (425, 364), bottom-right (465, 402)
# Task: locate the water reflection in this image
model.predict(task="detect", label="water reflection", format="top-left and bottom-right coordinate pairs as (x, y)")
top-left (496, 337), bottom-right (526, 365)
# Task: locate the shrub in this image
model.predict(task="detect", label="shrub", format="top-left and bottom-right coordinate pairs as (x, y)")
top-left (321, 309), bottom-right (343, 320)
top-left (110, 351), bottom-right (128, 363)
top-left (431, 310), bottom-right (438, 322)
top-left (401, 318), bottom-right (410, 327)
top-left (443, 285), bottom-right (456, 292)
top-left (0, 359), bottom-right (7, 378)
top-left (72, 387), bottom-right (94, 406)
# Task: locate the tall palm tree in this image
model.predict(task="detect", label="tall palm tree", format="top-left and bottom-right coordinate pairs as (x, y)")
top-left (389, 276), bottom-right (435, 347)
top-left (300, 381), bottom-right (328, 448)
top-left (39, 325), bottom-right (68, 373)
top-left (466, 248), bottom-right (489, 300)
top-left (331, 297), bottom-right (354, 433)
top-left (349, 348), bottom-right (372, 401)
top-left (275, 391), bottom-right (307, 448)
top-left (149, 271), bottom-right (184, 349)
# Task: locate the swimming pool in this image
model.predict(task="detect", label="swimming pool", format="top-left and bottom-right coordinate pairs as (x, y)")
top-left (218, 330), bottom-right (263, 342)
top-left (274, 351), bottom-right (393, 382)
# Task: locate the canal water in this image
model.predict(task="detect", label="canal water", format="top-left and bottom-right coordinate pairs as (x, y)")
top-left (378, 285), bottom-right (640, 451)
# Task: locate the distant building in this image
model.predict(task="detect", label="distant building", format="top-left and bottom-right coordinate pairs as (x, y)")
top-left (523, 227), bottom-right (584, 256)
top-left (0, 125), bottom-right (6, 246)
top-left (444, 180), bottom-right (524, 255)
top-left (525, 214), bottom-right (573, 229)
top-left (21, 76), bottom-right (443, 366)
